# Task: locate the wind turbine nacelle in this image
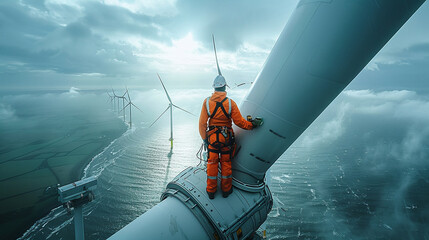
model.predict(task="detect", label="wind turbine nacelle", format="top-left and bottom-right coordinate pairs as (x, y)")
top-left (109, 167), bottom-right (272, 239)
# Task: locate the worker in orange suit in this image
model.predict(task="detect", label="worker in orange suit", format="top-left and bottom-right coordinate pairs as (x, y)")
top-left (199, 75), bottom-right (263, 199)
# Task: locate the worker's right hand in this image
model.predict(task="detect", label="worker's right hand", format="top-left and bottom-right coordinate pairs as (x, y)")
top-left (252, 117), bottom-right (264, 128)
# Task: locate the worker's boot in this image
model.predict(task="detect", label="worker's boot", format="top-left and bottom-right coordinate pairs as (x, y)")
top-left (207, 191), bottom-right (215, 200)
top-left (222, 188), bottom-right (233, 198)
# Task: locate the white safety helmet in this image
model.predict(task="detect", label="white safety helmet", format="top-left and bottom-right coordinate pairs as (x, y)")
top-left (212, 75), bottom-right (226, 88)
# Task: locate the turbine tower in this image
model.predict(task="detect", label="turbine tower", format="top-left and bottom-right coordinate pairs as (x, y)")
top-left (109, 1), bottom-right (425, 239)
top-left (121, 88), bottom-right (144, 128)
top-left (111, 89), bottom-right (121, 114)
top-left (117, 90), bottom-right (128, 120)
top-left (150, 73), bottom-right (195, 149)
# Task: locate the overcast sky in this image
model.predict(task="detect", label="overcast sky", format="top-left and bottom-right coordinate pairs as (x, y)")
top-left (0, 0), bottom-right (428, 91)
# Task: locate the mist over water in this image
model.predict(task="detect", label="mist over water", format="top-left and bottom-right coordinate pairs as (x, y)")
top-left (4, 88), bottom-right (429, 239)
top-left (268, 90), bottom-right (429, 239)
top-left (0, 89), bottom-right (127, 239)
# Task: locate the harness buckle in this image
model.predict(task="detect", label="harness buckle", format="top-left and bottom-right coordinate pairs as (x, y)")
top-left (221, 126), bottom-right (228, 138)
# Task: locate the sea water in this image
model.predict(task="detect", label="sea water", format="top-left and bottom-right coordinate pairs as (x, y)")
top-left (0, 89), bottom-right (127, 239)
top-left (6, 88), bottom-right (429, 240)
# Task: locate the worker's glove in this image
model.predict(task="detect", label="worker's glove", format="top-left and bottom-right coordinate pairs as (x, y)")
top-left (252, 117), bottom-right (264, 128)
top-left (203, 139), bottom-right (209, 150)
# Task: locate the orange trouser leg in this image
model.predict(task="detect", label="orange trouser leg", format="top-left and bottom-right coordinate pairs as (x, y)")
top-left (206, 147), bottom-right (219, 193)
top-left (220, 147), bottom-right (232, 192)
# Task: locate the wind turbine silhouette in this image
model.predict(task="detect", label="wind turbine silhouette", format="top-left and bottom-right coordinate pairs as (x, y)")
top-left (117, 90), bottom-right (128, 120)
top-left (121, 88), bottom-right (144, 128)
top-left (150, 73), bottom-right (195, 149)
top-left (107, 91), bottom-right (114, 108)
top-left (111, 89), bottom-right (121, 114)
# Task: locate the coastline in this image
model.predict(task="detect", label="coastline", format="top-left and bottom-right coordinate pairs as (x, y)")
top-left (0, 118), bottom-right (127, 240)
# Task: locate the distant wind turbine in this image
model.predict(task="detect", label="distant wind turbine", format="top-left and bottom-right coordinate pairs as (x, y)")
top-left (150, 73), bottom-right (195, 149)
top-left (120, 88), bottom-right (144, 128)
top-left (117, 90), bottom-right (128, 120)
top-left (111, 89), bottom-right (121, 113)
top-left (107, 91), bottom-right (114, 108)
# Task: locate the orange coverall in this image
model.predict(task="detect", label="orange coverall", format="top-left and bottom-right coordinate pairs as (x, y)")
top-left (199, 91), bottom-right (253, 194)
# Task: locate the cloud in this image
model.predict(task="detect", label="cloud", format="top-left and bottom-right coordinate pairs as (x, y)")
top-left (301, 89), bottom-right (427, 148)
top-left (103, 0), bottom-right (178, 16)
top-left (68, 86), bottom-right (80, 94)
top-left (301, 102), bottom-right (350, 146)
top-left (367, 42), bottom-right (429, 70)
top-left (1, 0), bottom-right (427, 91)
top-left (0, 0), bottom-right (300, 90)
top-left (295, 89), bottom-right (429, 238)
top-left (0, 103), bottom-right (15, 120)
top-left (0, 1), bottom-right (163, 84)
top-left (173, 0), bottom-right (298, 51)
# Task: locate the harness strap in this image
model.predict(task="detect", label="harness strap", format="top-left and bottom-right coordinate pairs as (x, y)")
top-left (206, 97), bottom-right (231, 119)
top-left (208, 148), bottom-right (234, 155)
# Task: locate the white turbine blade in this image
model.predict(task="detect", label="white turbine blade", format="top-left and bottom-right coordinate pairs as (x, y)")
top-left (131, 102), bottom-right (144, 114)
top-left (232, 82), bottom-right (246, 89)
top-left (172, 104), bottom-right (196, 117)
top-left (150, 106), bottom-right (170, 127)
top-left (119, 102), bottom-right (131, 113)
top-left (106, 92), bottom-right (113, 102)
top-left (126, 87), bottom-right (131, 102)
top-left (212, 34), bottom-right (222, 76)
top-left (157, 73), bottom-right (172, 104)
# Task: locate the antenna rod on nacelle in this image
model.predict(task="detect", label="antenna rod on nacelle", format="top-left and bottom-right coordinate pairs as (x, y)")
top-left (212, 34), bottom-right (222, 76)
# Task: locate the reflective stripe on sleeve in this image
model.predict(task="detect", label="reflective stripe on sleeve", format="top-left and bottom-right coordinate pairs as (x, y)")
top-left (207, 176), bottom-right (217, 180)
top-left (221, 175), bottom-right (232, 179)
top-left (206, 97), bottom-right (211, 117)
top-left (228, 98), bottom-right (231, 116)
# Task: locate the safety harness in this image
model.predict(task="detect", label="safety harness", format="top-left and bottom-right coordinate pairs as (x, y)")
top-left (206, 97), bottom-right (231, 119)
top-left (205, 97), bottom-right (235, 156)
